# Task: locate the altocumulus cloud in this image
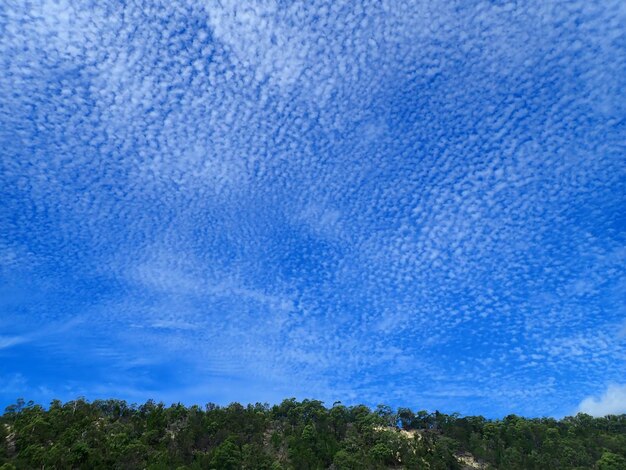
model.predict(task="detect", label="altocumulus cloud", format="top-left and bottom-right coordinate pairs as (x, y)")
top-left (0, 0), bottom-right (625, 416)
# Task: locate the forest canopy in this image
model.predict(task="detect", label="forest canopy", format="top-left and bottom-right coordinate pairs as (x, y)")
top-left (1, 398), bottom-right (625, 469)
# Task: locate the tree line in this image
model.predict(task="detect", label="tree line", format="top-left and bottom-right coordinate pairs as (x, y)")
top-left (1, 397), bottom-right (625, 469)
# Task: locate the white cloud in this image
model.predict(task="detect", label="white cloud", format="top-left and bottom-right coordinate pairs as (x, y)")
top-left (578, 384), bottom-right (626, 416)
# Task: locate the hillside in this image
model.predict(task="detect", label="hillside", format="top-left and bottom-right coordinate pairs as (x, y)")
top-left (1, 398), bottom-right (625, 469)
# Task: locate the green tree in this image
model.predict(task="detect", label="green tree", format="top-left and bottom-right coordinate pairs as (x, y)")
top-left (210, 439), bottom-right (241, 470)
top-left (597, 451), bottom-right (626, 470)
top-left (369, 442), bottom-right (394, 467)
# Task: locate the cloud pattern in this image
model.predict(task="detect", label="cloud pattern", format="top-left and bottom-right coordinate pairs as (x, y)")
top-left (1, 0), bottom-right (625, 416)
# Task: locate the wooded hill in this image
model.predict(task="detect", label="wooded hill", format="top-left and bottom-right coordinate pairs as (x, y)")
top-left (1, 398), bottom-right (625, 469)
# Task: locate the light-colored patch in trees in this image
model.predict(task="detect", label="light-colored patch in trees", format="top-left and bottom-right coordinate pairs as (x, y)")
top-left (456, 451), bottom-right (488, 469)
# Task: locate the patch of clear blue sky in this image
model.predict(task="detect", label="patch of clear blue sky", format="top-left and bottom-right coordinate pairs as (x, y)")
top-left (0, 0), bottom-right (625, 417)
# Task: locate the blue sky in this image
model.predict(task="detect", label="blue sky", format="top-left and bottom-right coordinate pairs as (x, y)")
top-left (0, 0), bottom-right (625, 418)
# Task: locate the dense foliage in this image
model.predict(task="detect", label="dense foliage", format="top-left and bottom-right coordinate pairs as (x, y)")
top-left (1, 398), bottom-right (625, 469)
